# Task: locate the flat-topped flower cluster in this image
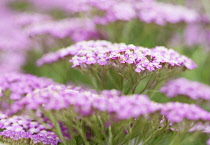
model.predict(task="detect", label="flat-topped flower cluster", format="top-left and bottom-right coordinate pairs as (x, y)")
top-left (0, 114), bottom-right (59, 145)
top-left (0, 69), bottom-right (209, 145)
top-left (93, 1), bottom-right (199, 25)
top-left (0, 73), bottom-right (55, 100)
top-left (37, 40), bottom-right (197, 73)
top-left (161, 102), bottom-right (210, 123)
top-left (11, 85), bottom-right (162, 119)
top-left (10, 84), bottom-right (210, 124)
top-left (0, 73), bottom-right (55, 114)
top-left (160, 78), bottom-right (210, 100)
top-left (37, 40), bottom-right (197, 93)
top-left (24, 18), bottom-right (100, 42)
top-left (29, 0), bottom-right (199, 25)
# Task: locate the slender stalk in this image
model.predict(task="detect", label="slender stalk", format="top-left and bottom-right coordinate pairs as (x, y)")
top-left (46, 111), bottom-right (67, 145)
top-left (74, 120), bottom-right (89, 145)
top-left (139, 74), bottom-right (156, 94)
top-left (108, 126), bottom-right (113, 145)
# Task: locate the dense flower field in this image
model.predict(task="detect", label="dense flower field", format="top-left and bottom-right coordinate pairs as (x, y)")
top-left (0, 0), bottom-right (210, 144)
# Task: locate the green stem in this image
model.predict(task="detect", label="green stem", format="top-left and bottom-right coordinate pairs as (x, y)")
top-left (74, 121), bottom-right (89, 145)
top-left (46, 111), bottom-right (67, 145)
top-left (139, 74), bottom-right (155, 94)
top-left (107, 70), bottom-right (121, 90)
top-left (109, 126), bottom-right (113, 145)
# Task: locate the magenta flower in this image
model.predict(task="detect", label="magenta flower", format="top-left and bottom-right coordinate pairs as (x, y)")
top-left (37, 40), bottom-right (197, 72)
top-left (0, 8), bottom-right (31, 51)
top-left (0, 51), bottom-right (26, 73)
top-left (11, 84), bottom-right (161, 120)
top-left (0, 73), bottom-right (56, 113)
top-left (136, 2), bottom-right (198, 25)
top-left (92, 0), bottom-right (198, 25)
top-left (161, 102), bottom-right (210, 123)
top-left (207, 138), bottom-right (210, 145)
top-left (160, 78), bottom-right (210, 100)
top-left (15, 13), bottom-right (52, 27)
top-left (0, 114), bottom-right (59, 145)
top-left (24, 18), bottom-right (100, 42)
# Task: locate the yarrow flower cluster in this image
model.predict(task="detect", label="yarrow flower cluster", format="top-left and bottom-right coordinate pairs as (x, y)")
top-left (24, 18), bottom-right (100, 42)
top-left (15, 13), bottom-right (52, 27)
top-left (93, 1), bottom-right (137, 24)
top-left (0, 7), bottom-right (31, 51)
top-left (161, 102), bottom-right (210, 123)
top-left (0, 114), bottom-right (59, 145)
top-left (0, 18), bottom-right (31, 51)
top-left (10, 84), bottom-right (210, 145)
top-left (135, 2), bottom-right (199, 25)
top-left (169, 15), bottom-right (210, 52)
top-left (0, 73), bottom-right (55, 100)
top-left (12, 85), bottom-right (161, 120)
top-left (184, 19), bottom-right (210, 51)
top-left (37, 40), bottom-right (196, 72)
top-left (28, 0), bottom-right (199, 25)
top-left (160, 78), bottom-right (210, 100)
top-left (36, 40), bottom-right (197, 93)
top-left (90, 0), bottom-right (198, 25)
top-left (0, 73), bottom-right (55, 113)
top-left (0, 51), bottom-right (26, 73)
top-left (9, 85), bottom-right (166, 145)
